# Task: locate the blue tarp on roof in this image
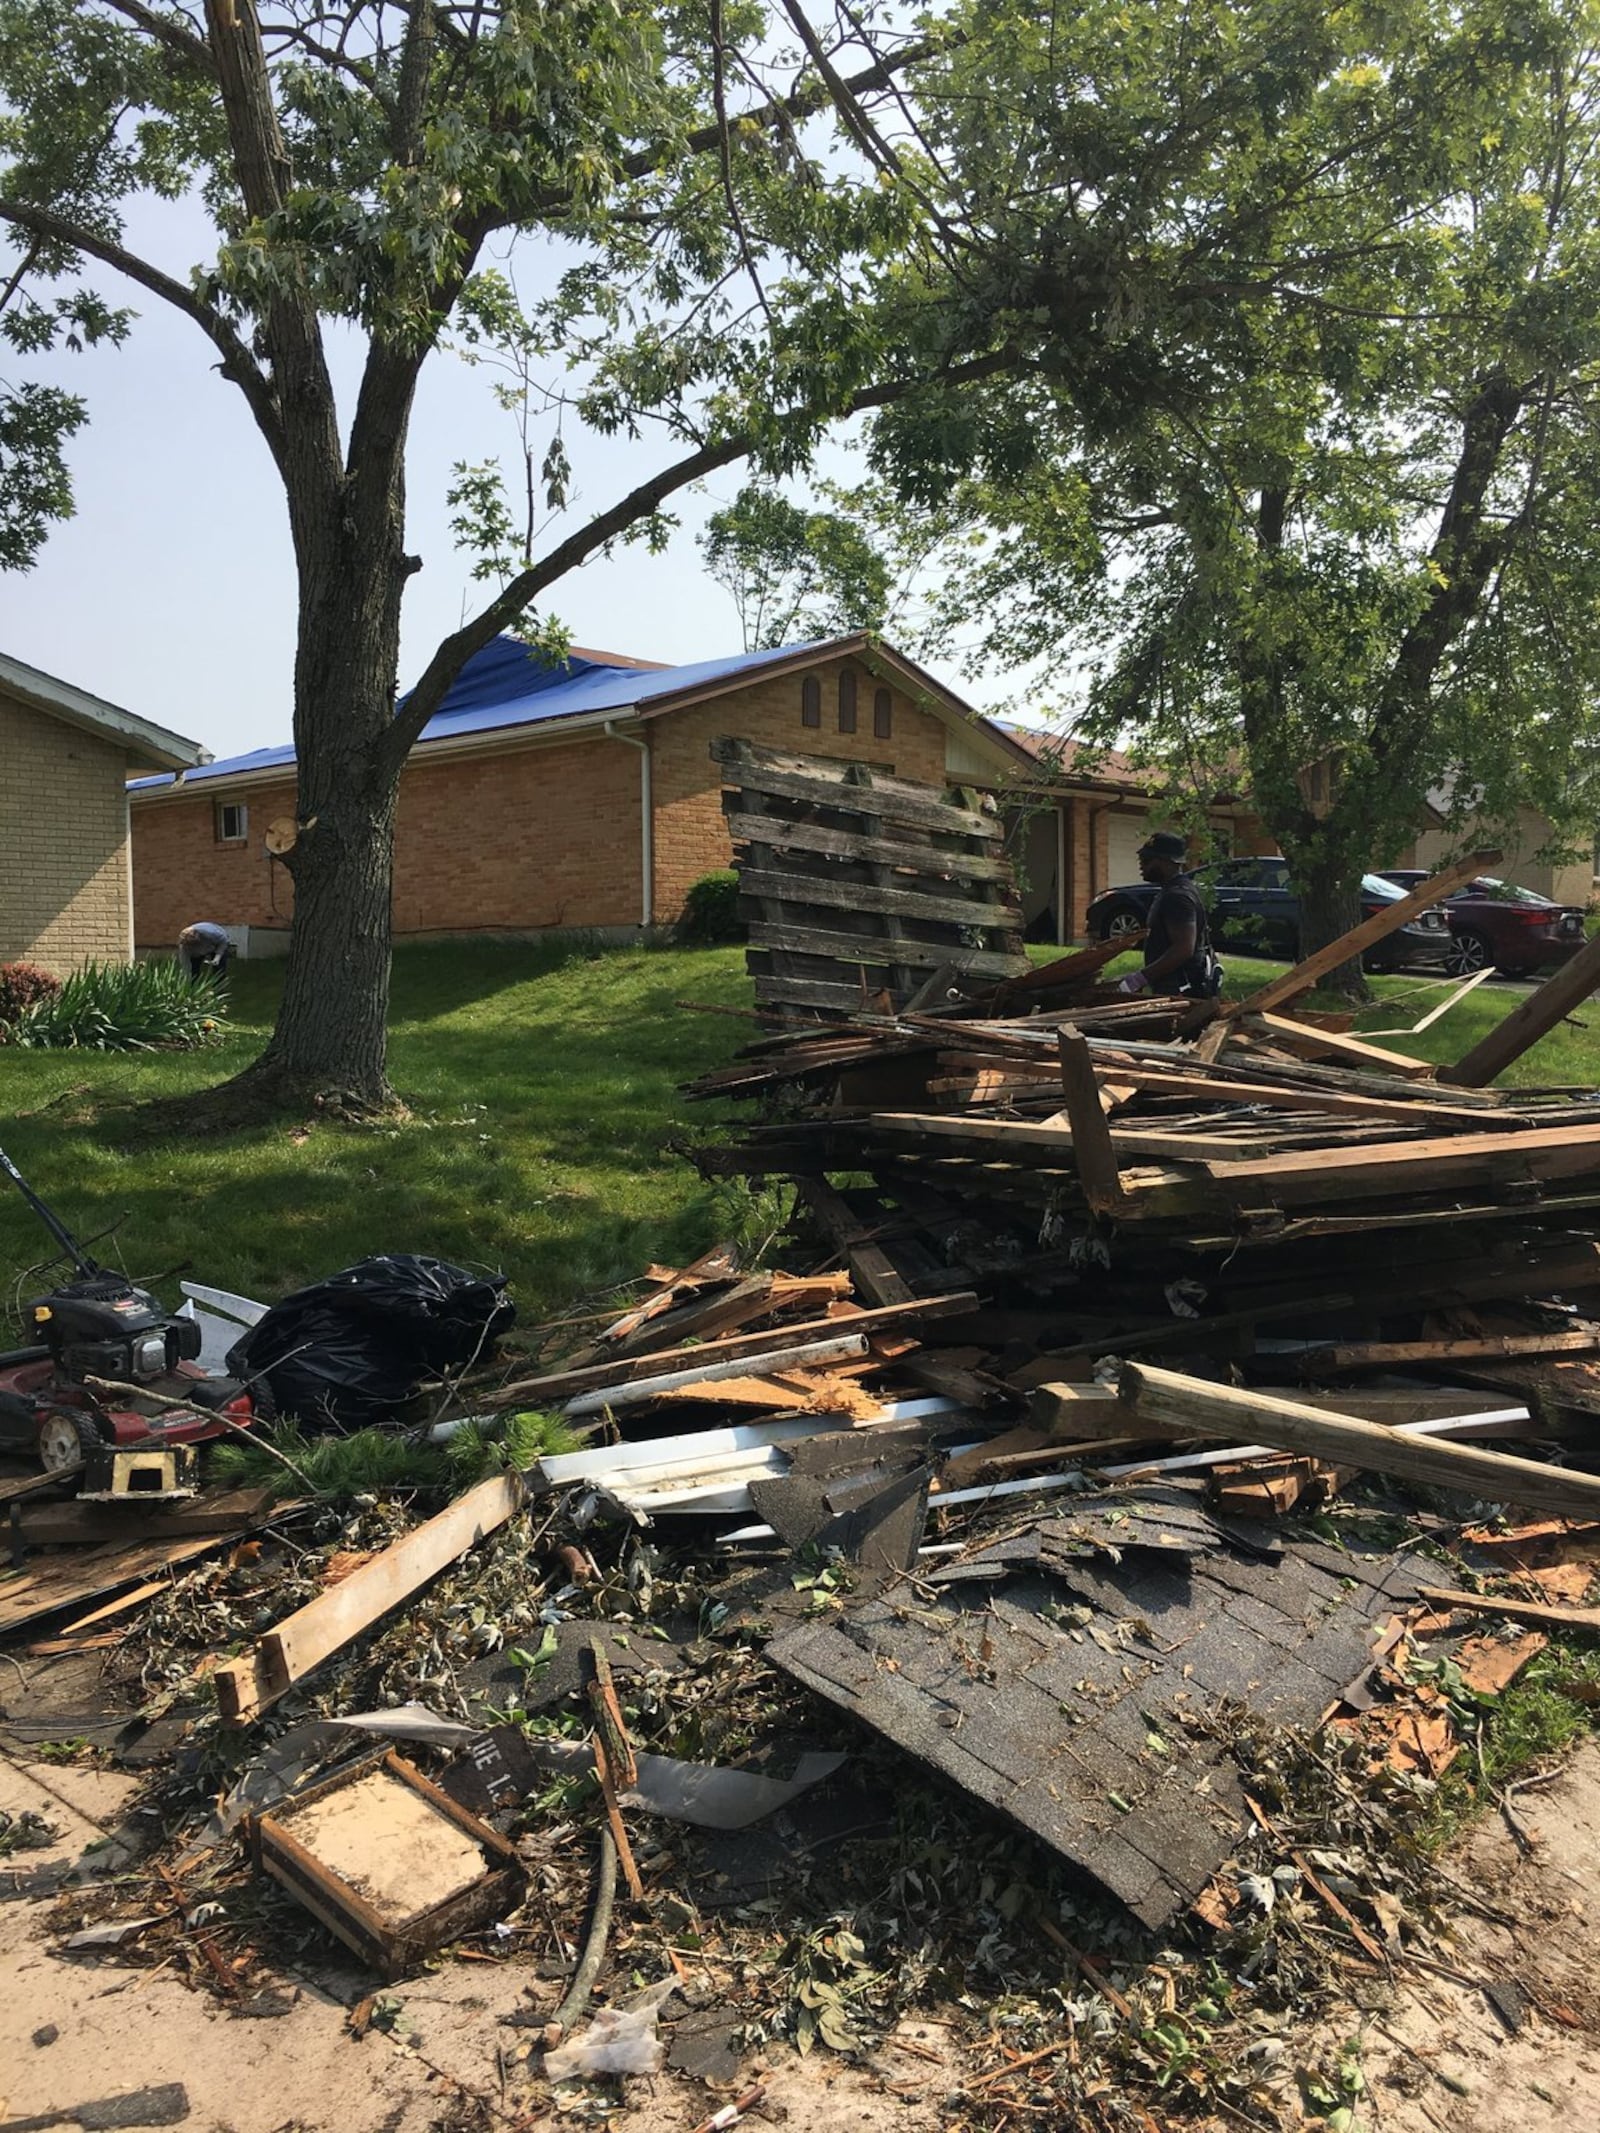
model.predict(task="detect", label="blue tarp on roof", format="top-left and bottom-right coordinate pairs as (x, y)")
top-left (130, 635), bottom-right (819, 791)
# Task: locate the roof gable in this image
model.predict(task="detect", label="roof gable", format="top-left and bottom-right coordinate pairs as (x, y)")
top-left (1, 649), bottom-right (207, 773)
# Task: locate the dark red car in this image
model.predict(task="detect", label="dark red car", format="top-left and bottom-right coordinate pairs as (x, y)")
top-left (1379, 872), bottom-right (1589, 977)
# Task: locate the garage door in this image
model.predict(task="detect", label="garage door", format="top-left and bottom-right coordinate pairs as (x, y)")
top-left (1103, 810), bottom-right (1150, 893)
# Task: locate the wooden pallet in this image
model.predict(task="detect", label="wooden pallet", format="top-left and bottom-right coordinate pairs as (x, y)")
top-left (713, 736), bottom-right (1028, 1021)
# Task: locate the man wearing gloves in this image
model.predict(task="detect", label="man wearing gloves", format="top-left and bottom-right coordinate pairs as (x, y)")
top-left (1117, 832), bottom-right (1222, 999)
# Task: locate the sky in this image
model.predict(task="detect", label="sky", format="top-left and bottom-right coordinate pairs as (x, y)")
top-left (0, 193), bottom-right (1025, 766)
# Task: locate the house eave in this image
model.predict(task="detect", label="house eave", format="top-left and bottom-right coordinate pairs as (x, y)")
top-left (0, 649), bottom-right (208, 773)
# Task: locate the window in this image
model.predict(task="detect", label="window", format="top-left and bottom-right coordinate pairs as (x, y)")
top-left (215, 800), bottom-right (248, 844)
top-left (873, 686), bottom-right (892, 739)
top-left (838, 668), bottom-right (857, 733)
top-left (801, 674), bottom-right (821, 728)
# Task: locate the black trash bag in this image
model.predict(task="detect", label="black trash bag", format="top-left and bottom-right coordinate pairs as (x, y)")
top-left (228, 1254), bottom-right (515, 1431)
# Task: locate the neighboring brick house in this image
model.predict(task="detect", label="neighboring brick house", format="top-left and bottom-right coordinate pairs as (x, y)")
top-left (129, 634), bottom-right (1043, 949)
top-left (0, 651), bottom-right (206, 973)
top-left (997, 730), bottom-right (1274, 936)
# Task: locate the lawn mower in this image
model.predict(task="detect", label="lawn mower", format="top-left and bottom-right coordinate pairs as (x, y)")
top-left (0, 1145), bottom-right (256, 1497)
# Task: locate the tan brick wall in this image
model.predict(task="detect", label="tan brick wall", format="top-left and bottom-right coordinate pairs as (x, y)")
top-left (133, 739), bottom-right (645, 945)
top-left (649, 654), bottom-right (950, 918)
top-left (131, 776), bottom-right (299, 948)
top-left (0, 691), bottom-right (132, 972)
top-left (392, 735), bottom-right (642, 932)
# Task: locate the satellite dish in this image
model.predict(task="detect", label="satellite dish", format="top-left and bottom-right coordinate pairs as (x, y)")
top-left (264, 817), bottom-right (298, 856)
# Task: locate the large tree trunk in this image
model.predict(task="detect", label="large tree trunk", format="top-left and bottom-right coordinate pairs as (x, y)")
top-left (244, 509), bottom-right (410, 1109)
top-left (1296, 864), bottom-right (1369, 1002)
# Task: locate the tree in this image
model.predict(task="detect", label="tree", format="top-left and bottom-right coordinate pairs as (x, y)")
top-left (0, 1), bottom-right (969, 1108)
top-left (857, 0), bottom-right (1600, 990)
top-left (700, 481), bottom-right (889, 649)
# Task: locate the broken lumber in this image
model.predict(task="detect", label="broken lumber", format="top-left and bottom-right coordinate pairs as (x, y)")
top-left (561, 1331), bottom-right (870, 1417)
top-left (215, 1473), bottom-right (524, 1727)
top-left (477, 1290), bottom-right (978, 1409)
top-left (1115, 1363), bottom-right (1600, 1520)
top-left (1217, 851), bottom-right (1500, 1020)
top-left (1056, 1028), bottom-right (1123, 1212)
top-left (1299, 1330), bottom-right (1600, 1371)
top-left (1441, 927), bottom-right (1600, 1087)
top-left (1414, 1586), bottom-right (1600, 1633)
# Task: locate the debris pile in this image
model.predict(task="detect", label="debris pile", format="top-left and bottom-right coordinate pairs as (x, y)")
top-left (4, 796), bottom-right (1600, 2124)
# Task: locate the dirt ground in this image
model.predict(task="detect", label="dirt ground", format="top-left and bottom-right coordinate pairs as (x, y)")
top-left (5, 1735), bottom-right (1600, 2133)
top-left (1308, 1736), bottom-right (1600, 2133)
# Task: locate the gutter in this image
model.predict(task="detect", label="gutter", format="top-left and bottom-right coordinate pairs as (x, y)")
top-left (603, 717), bottom-right (653, 928)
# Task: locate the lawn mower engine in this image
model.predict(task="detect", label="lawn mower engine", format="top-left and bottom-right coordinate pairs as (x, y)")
top-left (0, 1146), bottom-right (256, 1497)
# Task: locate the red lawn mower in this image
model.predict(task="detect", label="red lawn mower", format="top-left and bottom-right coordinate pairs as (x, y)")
top-left (0, 1145), bottom-right (255, 1495)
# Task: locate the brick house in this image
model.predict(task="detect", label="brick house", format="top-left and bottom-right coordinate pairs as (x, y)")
top-left (130, 633), bottom-right (1286, 949)
top-left (129, 634), bottom-right (1057, 950)
top-left (1, 650), bottom-right (206, 973)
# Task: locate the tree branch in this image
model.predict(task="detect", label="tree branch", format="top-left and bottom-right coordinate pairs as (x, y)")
top-left (0, 194), bottom-right (284, 466)
top-left (381, 346), bottom-right (1021, 774)
top-left (102, 0), bottom-right (218, 76)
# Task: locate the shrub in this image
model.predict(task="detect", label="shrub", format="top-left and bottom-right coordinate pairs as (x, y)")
top-left (677, 868), bottom-right (745, 945)
top-left (0, 961), bottom-right (61, 1022)
top-left (7, 958), bottom-right (227, 1051)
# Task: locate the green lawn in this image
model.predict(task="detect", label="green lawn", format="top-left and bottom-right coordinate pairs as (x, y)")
top-left (0, 938), bottom-right (1594, 1342)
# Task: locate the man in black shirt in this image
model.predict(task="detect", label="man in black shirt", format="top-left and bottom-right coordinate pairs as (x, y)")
top-left (1117, 831), bottom-right (1220, 997)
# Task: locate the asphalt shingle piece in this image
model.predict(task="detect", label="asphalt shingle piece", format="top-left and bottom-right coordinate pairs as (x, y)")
top-left (770, 1507), bottom-right (1422, 1927)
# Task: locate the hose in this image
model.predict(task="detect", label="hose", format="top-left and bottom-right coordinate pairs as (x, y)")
top-left (553, 1825), bottom-right (618, 2031)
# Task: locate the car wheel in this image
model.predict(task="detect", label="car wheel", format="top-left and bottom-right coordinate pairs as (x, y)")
top-left (1104, 907), bottom-right (1145, 943)
top-left (1444, 928), bottom-right (1493, 978)
top-left (36, 1407), bottom-right (99, 1475)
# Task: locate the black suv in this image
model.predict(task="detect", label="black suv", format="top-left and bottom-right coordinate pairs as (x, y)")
top-left (1086, 858), bottom-right (1453, 972)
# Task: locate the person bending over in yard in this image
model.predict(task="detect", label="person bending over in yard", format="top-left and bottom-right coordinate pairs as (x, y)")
top-left (178, 921), bottom-right (234, 982)
top-left (1118, 833), bottom-right (1222, 999)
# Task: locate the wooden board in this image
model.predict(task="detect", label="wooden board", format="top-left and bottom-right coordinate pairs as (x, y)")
top-left (0, 1531), bottom-right (234, 1638)
top-left (1116, 1363), bottom-right (1600, 1520)
top-left (1442, 928), bottom-right (1600, 1087)
top-left (215, 1474), bottom-right (525, 1727)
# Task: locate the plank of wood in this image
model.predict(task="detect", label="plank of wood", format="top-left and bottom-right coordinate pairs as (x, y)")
top-left (14, 1486), bottom-right (278, 1549)
top-left (725, 810), bottom-right (1015, 880)
top-left (795, 1177), bottom-right (917, 1306)
top-left (1056, 1029), bottom-right (1123, 1212)
top-left (1300, 1331), bottom-right (1600, 1371)
top-left (562, 1333), bottom-right (871, 1417)
top-left (214, 1474), bottom-right (525, 1727)
top-left (745, 920), bottom-right (1022, 979)
top-left (1190, 1119), bottom-right (1600, 1208)
top-left (1216, 851), bottom-right (1501, 1020)
top-left (1415, 1586), bottom-right (1600, 1634)
top-left (1099, 1066), bottom-right (1521, 1130)
top-left (0, 1532), bottom-right (231, 1638)
top-left (1441, 927), bottom-right (1600, 1087)
top-left (0, 1463), bottom-right (81, 1507)
top-left (711, 736), bottom-right (1005, 838)
top-left (1241, 1014), bottom-right (1439, 1079)
top-left (1115, 1363), bottom-right (1600, 1520)
top-left (735, 866), bottom-right (1023, 933)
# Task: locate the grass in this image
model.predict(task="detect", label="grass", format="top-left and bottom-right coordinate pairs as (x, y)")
top-left (0, 936), bottom-right (754, 1341)
top-left (0, 934), bottom-right (1593, 1343)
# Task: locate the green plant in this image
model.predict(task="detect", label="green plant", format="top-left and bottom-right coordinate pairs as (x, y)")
top-left (0, 961), bottom-right (61, 1021)
top-left (209, 1410), bottom-right (579, 1502)
top-left (7, 959), bottom-right (226, 1051)
top-left (676, 870), bottom-right (745, 947)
